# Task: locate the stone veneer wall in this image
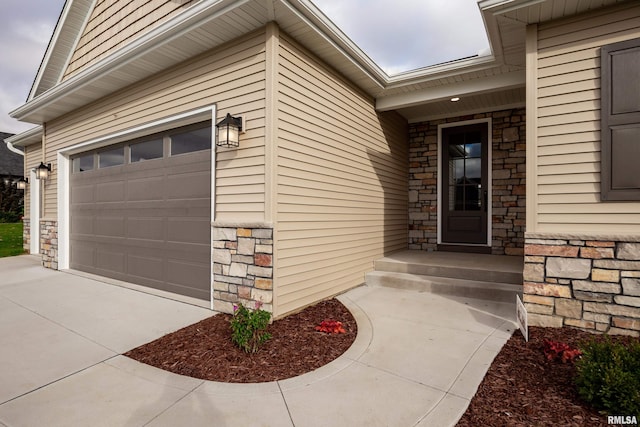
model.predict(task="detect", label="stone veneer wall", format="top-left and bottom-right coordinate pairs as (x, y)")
top-left (40, 220), bottom-right (58, 269)
top-left (212, 223), bottom-right (273, 314)
top-left (408, 108), bottom-right (526, 255)
top-left (524, 234), bottom-right (640, 337)
top-left (23, 218), bottom-right (30, 252)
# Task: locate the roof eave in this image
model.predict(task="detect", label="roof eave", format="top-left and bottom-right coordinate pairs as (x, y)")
top-left (5, 126), bottom-right (43, 148)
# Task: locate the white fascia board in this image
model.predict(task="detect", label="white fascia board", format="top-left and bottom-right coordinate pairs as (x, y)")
top-left (27, 0), bottom-right (90, 101)
top-left (479, 0), bottom-right (545, 16)
top-left (5, 126), bottom-right (43, 148)
top-left (377, 70), bottom-right (525, 111)
top-left (11, 0), bottom-right (247, 122)
top-left (283, 0), bottom-right (387, 88)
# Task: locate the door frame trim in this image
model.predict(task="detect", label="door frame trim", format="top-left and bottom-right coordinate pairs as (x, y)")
top-left (437, 118), bottom-right (492, 247)
top-left (56, 105), bottom-right (216, 307)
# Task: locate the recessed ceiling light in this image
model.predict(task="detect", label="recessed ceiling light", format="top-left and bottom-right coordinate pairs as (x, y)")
top-left (450, 97), bottom-right (460, 102)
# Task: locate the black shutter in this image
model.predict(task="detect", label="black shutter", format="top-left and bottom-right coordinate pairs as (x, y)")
top-left (601, 37), bottom-right (640, 201)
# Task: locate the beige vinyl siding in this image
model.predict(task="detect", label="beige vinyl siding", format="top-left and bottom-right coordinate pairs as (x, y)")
top-left (533, 2), bottom-right (640, 233)
top-left (64, 0), bottom-right (198, 80)
top-left (275, 34), bottom-right (408, 317)
top-left (45, 30), bottom-right (267, 221)
top-left (23, 143), bottom-right (42, 218)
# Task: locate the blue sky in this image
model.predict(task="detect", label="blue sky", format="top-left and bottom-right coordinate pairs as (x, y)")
top-left (0, 0), bottom-right (489, 134)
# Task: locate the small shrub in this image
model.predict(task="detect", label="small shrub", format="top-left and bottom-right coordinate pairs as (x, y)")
top-left (230, 302), bottom-right (272, 354)
top-left (575, 337), bottom-right (640, 417)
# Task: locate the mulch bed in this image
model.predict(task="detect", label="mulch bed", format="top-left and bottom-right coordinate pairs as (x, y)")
top-left (125, 298), bottom-right (356, 383)
top-left (457, 326), bottom-right (640, 427)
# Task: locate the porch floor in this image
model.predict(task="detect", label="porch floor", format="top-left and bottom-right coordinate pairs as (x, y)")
top-left (366, 250), bottom-right (524, 303)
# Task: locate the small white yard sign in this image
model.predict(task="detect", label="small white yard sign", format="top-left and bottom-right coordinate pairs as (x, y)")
top-left (516, 295), bottom-right (528, 342)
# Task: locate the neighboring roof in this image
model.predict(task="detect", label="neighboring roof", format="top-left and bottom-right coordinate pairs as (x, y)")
top-left (9, 0), bottom-right (631, 126)
top-left (0, 132), bottom-right (24, 176)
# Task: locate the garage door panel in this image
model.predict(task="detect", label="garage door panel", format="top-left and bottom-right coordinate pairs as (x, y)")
top-left (95, 217), bottom-right (125, 237)
top-left (96, 181), bottom-right (125, 202)
top-left (127, 217), bottom-right (165, 240)
top-left (71, 245), bottom-right (95, 269)
top-left (167, 218), bottom-right (210, 244)
top-left (71, 215), bottom-right (94, 235)
top-left (70, 144), bottom-right (212, 302)
top-left (72, 185), bottom-right (95, 203)
top-left (96, 249), bottom-right (125, 272)
top-left (128, 176), bottom-right (165, 201)
top-left (166, 172), bottom-right (210, 199)
top-left (166, 260), bottom-right (209, 289)
top-left (128, 255), bottom-right (164, 282)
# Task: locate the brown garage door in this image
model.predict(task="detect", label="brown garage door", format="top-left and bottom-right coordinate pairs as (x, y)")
top-left (69, 124), bottom-right (211, 301)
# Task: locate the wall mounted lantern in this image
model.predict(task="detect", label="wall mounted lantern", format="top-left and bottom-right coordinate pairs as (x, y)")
top-left (215, 113), bottom-right (243, 148)
top-left (16, 177), bottom-right (28, 190)
top-left (35, 162), bottom-right (52, 180)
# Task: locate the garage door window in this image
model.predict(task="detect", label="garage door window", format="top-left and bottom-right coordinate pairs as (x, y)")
top-left (72, 154), bottom-right (94, 172)
top-left (99, 147), bottom-right (125, 168)
top-left (131, 138), bottom-right (163, 162)
top-left (170, 127), bottom-right (211, 156)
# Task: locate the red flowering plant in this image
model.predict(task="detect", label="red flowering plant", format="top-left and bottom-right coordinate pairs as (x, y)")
top-left (543, 339), bottom-right (582, 364)
top-left (315, 319), bottom-right (346, 334)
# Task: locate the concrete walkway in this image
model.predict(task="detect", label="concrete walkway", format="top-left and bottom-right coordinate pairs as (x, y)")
top-left (0, 255), bottom-right (516, 427)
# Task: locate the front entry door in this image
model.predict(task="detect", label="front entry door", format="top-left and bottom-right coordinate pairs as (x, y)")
top-left (441, 123), bottom-right (489, 245)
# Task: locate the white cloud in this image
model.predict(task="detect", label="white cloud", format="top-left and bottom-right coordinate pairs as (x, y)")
top-left (0, 0), bottom-right (64, 133)
top-left (312, 0), bottom-right (490, 74)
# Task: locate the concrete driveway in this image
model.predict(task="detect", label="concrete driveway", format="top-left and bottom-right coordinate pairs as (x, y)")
top-left (0, 255), bottom-right (516, 427)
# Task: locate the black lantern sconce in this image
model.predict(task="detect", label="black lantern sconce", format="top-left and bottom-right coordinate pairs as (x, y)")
top-left (16, 177), bottom-right (28, 190)
top-left (215, 113), bottom-right (243, 148)
top-left (35, 162), bottom-right (52, 180)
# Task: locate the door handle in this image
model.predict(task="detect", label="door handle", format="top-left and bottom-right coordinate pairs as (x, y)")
top-left (483, 190), bottom-right (488, 212)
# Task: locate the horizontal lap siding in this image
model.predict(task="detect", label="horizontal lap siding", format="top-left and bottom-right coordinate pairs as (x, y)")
top-left (45, 31), bottom-right (267, 221)
top-left (275, 35), bottom-right (408, 316)
top-left (64, 0), bottom-right (198, 79)
top-left (535, 3), bottom-right (640, 233)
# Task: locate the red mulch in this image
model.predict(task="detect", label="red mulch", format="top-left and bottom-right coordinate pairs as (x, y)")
top-left (128, 299), bottom-right (639, 425)
top-left (125, 298), bottom-right (356, 383)
top-left (457, 326), bottom-right (640, 427)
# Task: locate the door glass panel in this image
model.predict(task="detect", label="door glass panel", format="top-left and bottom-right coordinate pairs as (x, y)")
top-left (99, 147), bottom-right (124, 168)
top-left (449, 144), bottom-right (466, 158)
top-left (466, 142), bottom-right (481, 158)
top-left (131, 138), bottom-right (163, 162)
top-left (447, 136), bottom-right (483, 212)
top-left (72, 155), bottom-right (94, 173)
top-left (466, 158), bottom-right (481, 180)
top-left (171, 126), bottom-right (212, 156)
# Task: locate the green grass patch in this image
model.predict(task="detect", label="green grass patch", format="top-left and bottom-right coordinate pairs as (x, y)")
top-left (0, 223), bottom-right (25, 258)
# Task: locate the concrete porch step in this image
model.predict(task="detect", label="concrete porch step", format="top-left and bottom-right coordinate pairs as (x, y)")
top-left (365, 270), bottom-right (522, 303)
top-left (373, 250), bottom-right (523, 285)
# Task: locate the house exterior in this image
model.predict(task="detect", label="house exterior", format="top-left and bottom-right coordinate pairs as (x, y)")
top-left (7, 0), bottom-right (640, 334)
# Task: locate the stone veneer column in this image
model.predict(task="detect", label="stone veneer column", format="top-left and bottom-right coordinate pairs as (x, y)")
top-left (409, 108), bottom-right (526, 254)
top-left (212, 222), bottom-right (274, 314)
top-left (40, 220), bottom-right (58, 269)
top-left (524, 233), bottom-right (640, 337)
top-left (22, 218), bottom-right (30, 252)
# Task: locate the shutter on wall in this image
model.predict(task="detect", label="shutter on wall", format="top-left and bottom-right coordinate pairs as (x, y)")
top-left (601, 37), bottom-right (640, 201)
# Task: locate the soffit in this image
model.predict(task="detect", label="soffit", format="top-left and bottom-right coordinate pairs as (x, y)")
top-left (480, 0), bottom-right (628, 25)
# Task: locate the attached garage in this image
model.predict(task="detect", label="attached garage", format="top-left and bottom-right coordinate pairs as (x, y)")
top-left (69, 123), bottom-right (213, 301)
